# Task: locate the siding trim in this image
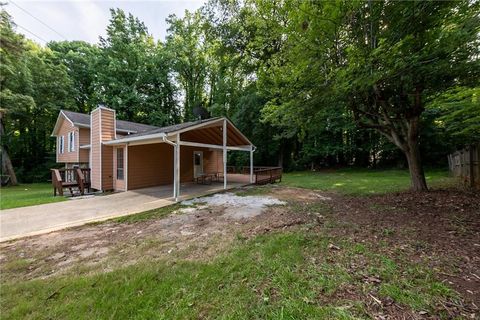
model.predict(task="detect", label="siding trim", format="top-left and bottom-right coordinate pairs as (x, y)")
top-left (99, 109), bottom-right (102, 191)
top-left (125, 143), bottom-right (128, 191)
top-left (77, 130), bottom-right (80, 162)
top-left (89, 113), bottom-right (92, 170)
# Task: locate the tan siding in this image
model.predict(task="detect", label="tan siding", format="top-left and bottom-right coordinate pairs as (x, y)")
top-left (79, 128), bottom-right (90, 163)
top-left (91, 110), bottom-right (101, 190)
top-left (101, 109), bottom-right (115, 140)
top-left (127, 145), bottom-right (223, 190)
top-left (56, 117), bottom-right (79, 163)
top-left (128, 143), bottom-right (174, 190)
top-left (102, 145), bottom-right (114, 190)
top-left (101, 109), bottom-right (115, 190)
top-left (179, 146), bottom-right (223, 183)
top-left (204, 149), bottom-right (223, 174)
top-left (91, 107), bottom-right (116, 191)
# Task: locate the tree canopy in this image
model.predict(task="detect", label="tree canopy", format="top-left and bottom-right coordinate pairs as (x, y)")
top-left (1, 1), bottom-right (478, 189)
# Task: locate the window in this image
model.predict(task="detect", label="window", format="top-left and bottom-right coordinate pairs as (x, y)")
top-left (194, 153), bottom-right (201, 166)
top-left (68, 131), bottom-right (75, 152)
top-left (58, 136), bottom-right (64, 154)
top-left (117, 148), bottom-right (124, 180)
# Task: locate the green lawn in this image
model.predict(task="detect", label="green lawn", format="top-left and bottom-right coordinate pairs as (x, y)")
top-left (281, 168), bottom-right (454, 195)
top-left (1, 231), bottom-right (454, 319)
top-left (0, 183), bottom-right (66, 210)
top-left (0, 169), bottom-right (463, 319)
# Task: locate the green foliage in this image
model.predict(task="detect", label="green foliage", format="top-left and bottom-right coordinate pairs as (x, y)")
top-left (428, 86), bottom-right (480, 145)
top-left (48, 41), bottom-right (100, 113)
top-left (1, 8), bottom-right (73, 182)
top-left (1, 1), bottom-right (479, 183)
top-left (97, 9), bottom-right (179, 125)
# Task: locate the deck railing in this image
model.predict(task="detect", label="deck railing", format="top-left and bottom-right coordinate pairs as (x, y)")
top-left (253, 167), bottom-right (283, 185)
top-left (51, 168), bottom-right (91, 196)
top-left (226, 166), bottom-right (283, 184)
top-left (55, 168), bottom-right (91, 184)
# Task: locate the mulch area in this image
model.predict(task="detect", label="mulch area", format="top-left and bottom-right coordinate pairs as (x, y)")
top-left (326, 188), bottom-right (480, 315)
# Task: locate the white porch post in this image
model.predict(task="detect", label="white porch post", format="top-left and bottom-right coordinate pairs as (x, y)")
top-left (176, 133), bottom-right (181, 200)
top-left (223, 119), bottom-right (227, 189)
top-left (125, 143), bottom-right (129, 191)
top-left (250, 145), bottom-right (254, 184)
top-left (173, 143), bottom-right (177, 199)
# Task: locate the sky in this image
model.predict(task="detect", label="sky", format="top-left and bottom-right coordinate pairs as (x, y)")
top-left (5, 0), bottom-right (206, 45)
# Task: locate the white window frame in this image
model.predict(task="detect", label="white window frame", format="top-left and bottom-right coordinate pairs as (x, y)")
top-left (68, 131), bottom-right (75, 152)
top-left (116, 148), bottom-right (124, 180)
top-left (59, 136), bottom-right (64, 154)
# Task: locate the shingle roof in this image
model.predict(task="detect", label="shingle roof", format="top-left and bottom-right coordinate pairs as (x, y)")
top-left (62, 110), bottom-right (158, 133)
top-left (118, 117), bottom-right (222, 139)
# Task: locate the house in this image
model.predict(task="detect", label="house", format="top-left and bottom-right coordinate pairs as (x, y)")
top-left (51, 106), bottom-right (255, 199)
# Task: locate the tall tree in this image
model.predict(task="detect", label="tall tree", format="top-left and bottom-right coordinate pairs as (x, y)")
top-left (97, 9), bottom-right (179, 125)
top-left (1, 7), bottom-right (73, 182)
top-left (48, 41), bottom-right (100, 113)
top-left (166, 11), bottom-right (209, 121)
top-left (340, 0), bottom-right (480, 190)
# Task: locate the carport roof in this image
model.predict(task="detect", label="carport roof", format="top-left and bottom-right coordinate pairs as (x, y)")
top-left (105, 117), bottom-right (253, 147)
top-left (118, 117), bottom-right (222, 139)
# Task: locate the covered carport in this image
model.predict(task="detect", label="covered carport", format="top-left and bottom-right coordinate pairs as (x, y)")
top-left (104, 117), bottom-right (255, 201)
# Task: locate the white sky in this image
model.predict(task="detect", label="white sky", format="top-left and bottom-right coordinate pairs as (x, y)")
top-left (5, 0), bottom-right (206, 45)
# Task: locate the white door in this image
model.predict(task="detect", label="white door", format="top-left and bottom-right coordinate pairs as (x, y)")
top-left (193, 151), bottom-right (204, 178)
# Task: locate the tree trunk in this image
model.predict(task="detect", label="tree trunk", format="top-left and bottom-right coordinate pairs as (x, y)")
top-left (1, 145), bottom-right (18, 185)
top-left (0, 110), bottom-right (18, 185)
top-left (404, 142), bottom-right (427, 191)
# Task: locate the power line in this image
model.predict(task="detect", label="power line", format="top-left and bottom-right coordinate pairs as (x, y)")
top-left (15, 23), bottom-right (49, 43)
top-left (9, 0), bottom-right (68, 41)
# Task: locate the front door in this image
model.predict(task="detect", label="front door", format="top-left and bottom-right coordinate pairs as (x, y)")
top-left (193, 151), bottom-right (204, 178)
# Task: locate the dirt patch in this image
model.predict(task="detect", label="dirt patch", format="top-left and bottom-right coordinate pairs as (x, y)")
top-left (0, 192), bottom-right (314, 282)
top-left (326, 189), bottom-right (480, 312)
top-left (183, 192), bottom-right (286, 219)
top-left (1, 186), bottom-right (478, 318)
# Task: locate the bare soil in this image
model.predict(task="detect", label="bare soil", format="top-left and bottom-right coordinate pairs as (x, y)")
top-left (0, 189), bottom-right (314, 282)
top-left (1, 186), bottom-right (478, 319)
top-left (331, 189), bottom-right (480, 306)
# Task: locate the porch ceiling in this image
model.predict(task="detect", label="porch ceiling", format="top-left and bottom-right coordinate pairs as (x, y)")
top-left (179, 122), bottom-right (249, 147)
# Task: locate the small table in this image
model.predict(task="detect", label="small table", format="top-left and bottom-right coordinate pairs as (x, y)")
top-left (195, 173), bottom-right (221, 185)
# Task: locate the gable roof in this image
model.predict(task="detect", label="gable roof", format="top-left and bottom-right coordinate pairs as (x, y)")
top-left (52, 109), bottom-right (253, 147)
top-left (52, 110), bottom-right (159, 136)
top-left (117, 117), bottom-right (223, 139)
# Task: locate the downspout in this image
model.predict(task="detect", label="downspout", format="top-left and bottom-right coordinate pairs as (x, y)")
top-left (162, 136), bottom-right (179, 201)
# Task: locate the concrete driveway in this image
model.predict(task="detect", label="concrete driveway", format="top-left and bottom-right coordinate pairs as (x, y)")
top-left (0, 181), bottom-right (245, 242)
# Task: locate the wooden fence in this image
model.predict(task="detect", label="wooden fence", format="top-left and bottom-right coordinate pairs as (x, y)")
top-left (447, 144), bottom-right (480, 190)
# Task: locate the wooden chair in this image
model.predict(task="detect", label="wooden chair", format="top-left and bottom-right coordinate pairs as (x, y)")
top-left (51, 169), bottom-right (81, 196)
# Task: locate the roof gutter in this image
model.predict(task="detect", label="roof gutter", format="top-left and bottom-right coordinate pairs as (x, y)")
top-left (103, 132), bottom-right (167, 145)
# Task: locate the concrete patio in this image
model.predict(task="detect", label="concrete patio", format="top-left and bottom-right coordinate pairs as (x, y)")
top-left (0, 174), bottom-right (250, 242)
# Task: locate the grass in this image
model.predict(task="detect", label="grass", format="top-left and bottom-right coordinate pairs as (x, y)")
top-left (281, 168), bottom-right (454, 195)
top-left (0, 183), bottom-right (66, 210)
top-left (0, 231), bottom-right (455, 319)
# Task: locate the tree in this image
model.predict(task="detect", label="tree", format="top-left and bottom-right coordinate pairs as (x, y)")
top-left (1, 7), bottom-right (73, 182)
top-left (97, 9), bottom-right (179, 125)
top-left (166, 11), bottom-right (209, 121)
top-left (48, 41), bottom-right (101, 113)
top-left (340, 0), bottom-right (480, 190)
